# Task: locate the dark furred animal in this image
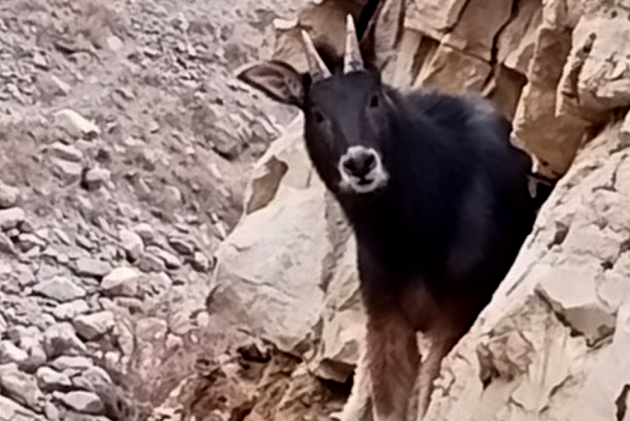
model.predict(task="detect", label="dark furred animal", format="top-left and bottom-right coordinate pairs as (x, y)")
top-left (236, 2), bottom-right (539, 420)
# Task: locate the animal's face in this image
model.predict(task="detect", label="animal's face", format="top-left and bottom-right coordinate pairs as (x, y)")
top-left (304, 71), bottom-right (390, 194)
top-left (236, 10), bottom-right (403, 196)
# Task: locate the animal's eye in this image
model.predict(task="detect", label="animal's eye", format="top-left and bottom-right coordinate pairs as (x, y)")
top-left (370, 95), bottom-right (379, 108)
top-left (313, 110), bottom-right (325, 123)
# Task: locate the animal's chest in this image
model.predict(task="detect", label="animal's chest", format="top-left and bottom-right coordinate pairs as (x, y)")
top-left (398, 279), bottom-right (443, 332)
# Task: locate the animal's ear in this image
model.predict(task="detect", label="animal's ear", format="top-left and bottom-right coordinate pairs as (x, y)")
top-left (360, 0), bottom-right (405, 74)
top-left (236, 61), bottom-right (306, 108)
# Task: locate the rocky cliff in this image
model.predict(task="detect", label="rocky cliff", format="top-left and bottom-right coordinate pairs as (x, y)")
top-left (1, 0), bottom-right (630, 420)
top-left (202, 0), bottom-right (630, 420)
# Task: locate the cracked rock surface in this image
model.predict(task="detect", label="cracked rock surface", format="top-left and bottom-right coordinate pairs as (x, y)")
top-left (5, 0), bottom-right (630, 420)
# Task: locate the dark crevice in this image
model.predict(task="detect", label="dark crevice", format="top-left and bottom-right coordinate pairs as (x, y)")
top-left (480, 0), bottom-right (520, 93)
top-left (619, 238), bottom-right (630, 256)
top-left (616, 384), bottom-right (630, 421)
top-left (593, 154), bottom-right (628, 193)
top-left (535, 290), bottom-right (583, 339)
top-left (356, 0), bottom-right (381, 40)
top-left (547, 221), bottom-right (569, 249)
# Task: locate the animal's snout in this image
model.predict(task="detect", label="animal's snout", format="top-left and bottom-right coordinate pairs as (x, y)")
top-left (338, 146), bottom-right (389, 194)
top-left (340, 147), bottom-right (378, 179)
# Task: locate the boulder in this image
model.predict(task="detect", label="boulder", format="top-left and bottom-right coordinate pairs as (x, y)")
top-left (210, 114), bottom-right (367, 380)
top-left (209, 115), bottom-right (330, 356)
top-left (423, 121), bottom-right (630, 420)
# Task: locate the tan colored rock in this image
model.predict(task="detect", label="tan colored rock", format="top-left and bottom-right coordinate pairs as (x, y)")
top-left (511, 20), bottom-right (589, 179)
top-left (441, 0), bottom-right (513, 62)
top-left (384, 28), bottom-right (424, 88)
top-left (496, 0), bottom-right (542, 75)
top-left (209, 116), bottom-right (329, 355)
top-left (510, 0), bottom-right (593, 179)
top-left (242, 116), bottom-right (310, 217)
top-left (483, 65), bottom-right (527, 121)
top-left (307, 235), bottom-right (365, 383)
top-left (405, 0), bottom-right (468, 40)
top-left (266, 0), bottom-right (362, 73)
top-left (423, 123), bottom-right (630, 421)
top-left (569, 10), bottom-right (630, 113)
top-left (414, 44), bottom-right (491, 94)
top-left (212, 113), bottom-right (367, 381)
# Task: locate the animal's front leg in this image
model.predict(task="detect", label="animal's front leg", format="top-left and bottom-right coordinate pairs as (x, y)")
top-left (365, 310), bottom-right (419, 421)
top-left (332, 338), bottom-right (373, 421)
top-left (414, 328), bottom-right (461, 421)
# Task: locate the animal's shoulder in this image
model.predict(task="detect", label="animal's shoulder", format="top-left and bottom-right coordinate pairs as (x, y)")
top-left (394, 89), bottom-right (509, 135)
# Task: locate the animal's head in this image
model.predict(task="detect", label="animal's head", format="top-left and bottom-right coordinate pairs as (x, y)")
top-left (236, 0), bottom-right (403, 195)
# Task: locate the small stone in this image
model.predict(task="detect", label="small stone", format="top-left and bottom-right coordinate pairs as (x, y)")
top-left (0, 364), bottom-right (45, 411)
top-left (49, 142), bottom-right (84, 162)
top-left (59, 391), bottom-right (104, 414)
top-left (33, 276), bottom-right (86, 302)
top-left (0, 183), bottom-right (19, 209)
top-left (148, 245), bottom-right (182, 268)
top-left (163, 185), bottom-right (181, 204)
top-left (18, 233), bottom-right (45, 252)
top-left (6, 326), bottom-right (47, 371)
top-left (51, 75), bottom-right (71, 94)
top-left (50, 158), bottom-right (83, 182)
top-left (53, 228), bottom-right (72, 245)
top-left (49, 356), bottom-right (93, 371)
top-left (32, 52), bottom-right (49, 69)
top-left (72, 365), bottom-right (112, 392)
top-left (0, 207), bottom-right (25, 230)
top-left (148, 120), bottom-right (160, 133)
top-left (0, 395), bottom-right (42, 419)
top-left (72, 258), bottom-right (111, 278)
top-left (44, 400), bottom-right (60, 421)
top-left (192, 252), bottom-right (211, 272)
top-left (119, 229), bottom-right (143, 261)
top-left (106, 35), bottom-right (124, 51)
top-left (165, 334), bottom-right (183, 351)
top-left (0, 340), bottom-right (28, 365)
top-left (0, 232), bottom-right (17, 255)
top-left (82, 166), bottom-right (111, 191)
top-left (73, 311), bottom-right (115, 341)
top-left (44, 322), bottom-right (87, 358)
top-left (51, 300), bottom-right (90, 321)
top-left (36, 366), bottom-right (72, 392)
top-left (133, 222), bottom-right (155, 245)
top-left (75, 233), bottom-right (96, 251)
top-left (101, 267), bottom-right (140, 297)
top-left (54, 109), bottom-right (101, 139)
top-left (137, 252), bottom-right (166, 273)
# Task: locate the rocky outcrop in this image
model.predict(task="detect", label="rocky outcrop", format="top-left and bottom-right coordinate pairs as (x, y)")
top-left (424, 119), bottom-right (630, 421)
top-left (199, 0), bottom-right (630, 420)
top-left (2, 0), bottom-right (630, 419)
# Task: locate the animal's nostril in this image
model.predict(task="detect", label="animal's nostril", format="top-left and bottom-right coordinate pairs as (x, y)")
top-left (343, 151), bottom-right (377, 178)
top-left (364, 153), bottom-right (376, 170)
top-left (343, 158), bottom-right (357, 173)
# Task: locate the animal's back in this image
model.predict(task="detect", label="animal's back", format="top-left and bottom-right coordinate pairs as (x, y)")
top-left (386, 89), bottom-right (536, 302)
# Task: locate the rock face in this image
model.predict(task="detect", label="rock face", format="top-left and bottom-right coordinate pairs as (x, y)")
top-left (3, 0), bottom-right (630, 419)
top-left (199, 0), bottom-right (630, 420)
top-left (423, 121), bottom-right (630, 421)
